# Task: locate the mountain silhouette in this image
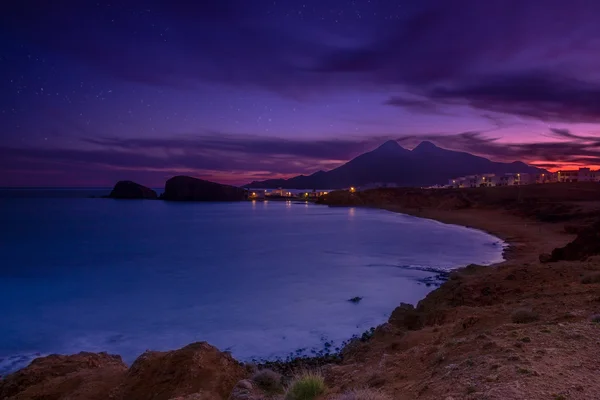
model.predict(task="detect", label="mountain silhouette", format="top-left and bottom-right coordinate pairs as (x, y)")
top-left (246, 140), bottom-right (544, 189)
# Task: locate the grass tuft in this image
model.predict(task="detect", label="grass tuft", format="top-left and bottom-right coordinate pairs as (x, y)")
top-left (334, 388), bottom-right (392, 400)
top-left (252, 368), bottom-right (284, 394)
top-left (511, 308), bottom-right (539, 324)
top-left (285, 371), bottom-right (326, 400)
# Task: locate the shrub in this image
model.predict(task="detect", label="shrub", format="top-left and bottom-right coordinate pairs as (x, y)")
top-left (334, 388), bottom-right (392, 400)
top-left (285, 371), bottom-right (326, 400)
top-left (511, 308), bottom-right (539, 324)
top-left (591, 314), bottom-right (600, 324)
top-left (581, 272), bottom-right (600, 284)
top-left (252, 369), bottom-right (283, 393)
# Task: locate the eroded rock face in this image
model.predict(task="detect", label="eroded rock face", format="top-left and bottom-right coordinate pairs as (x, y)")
top-left (0, 352), bottom-right (127, 400)
top-left (109, 180), bottom-right (158, 199)
top-left (161, 176), bottom-right (246, 202)
top-left (388, 303), bottom-right (423, 331)
top-left (111, 342), bottom-right (246, 400)
top-left (548, 221), bottom-right (600, 262)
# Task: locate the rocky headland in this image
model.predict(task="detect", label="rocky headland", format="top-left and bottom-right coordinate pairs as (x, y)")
top-left (4, 182), bottom-right (600, 399)
top-left (161, 176), bottom-right (246, 202)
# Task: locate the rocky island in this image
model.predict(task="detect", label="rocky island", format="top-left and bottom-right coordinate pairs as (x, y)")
top-left (108, 180), bottom-right (158, 200)
top-left (161, 175), bottom-right (246, 202)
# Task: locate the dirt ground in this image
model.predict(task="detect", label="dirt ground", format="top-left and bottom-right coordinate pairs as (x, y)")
top-left (320, 184), bottom-right (600, 400)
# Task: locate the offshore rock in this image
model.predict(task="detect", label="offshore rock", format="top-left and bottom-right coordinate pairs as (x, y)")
top-left (109, 180), bottom-right (158, 199)
top-left (161, 176), bottom-right (246, 202)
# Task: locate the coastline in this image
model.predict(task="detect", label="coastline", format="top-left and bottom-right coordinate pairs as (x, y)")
top-left (3, 185), bottom-right (600, 400)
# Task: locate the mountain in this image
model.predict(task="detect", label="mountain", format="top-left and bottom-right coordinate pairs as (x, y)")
top-left (246, 140), bottom-right (545, 189)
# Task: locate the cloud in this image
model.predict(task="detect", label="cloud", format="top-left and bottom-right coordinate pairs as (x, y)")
top-left (424, 72), bottom-right (600, 123)
top-left (397, 128), bottom-right (600, 168)
top-left (6, 0), bottom-right (600, 111)
top-left (384, 96), bottom-right (447, 115)
top-left (0, 134), bottom-right (390, 186)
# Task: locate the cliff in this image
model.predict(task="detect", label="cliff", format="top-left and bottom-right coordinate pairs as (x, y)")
top-left (161, 176), bottom-right (246, 202)
top-left (108, 181), bottom-right (157, 199)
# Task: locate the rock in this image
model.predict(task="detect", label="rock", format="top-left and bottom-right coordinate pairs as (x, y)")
top-left (388, 303), bottom-right (423, 330)
top-left (228, 380), bottom-right (254, 400)
top-left (111, 342), bottom-right (246, 400)
top-left (161, 176), bottom-right (246, 202)
top-left (235, 380), bottom-right (253, 391)
top-left (373, 322), bottom-right (397, 338)
top-left (109, 180), bottom-right (157, 199)
top-left (539, 253), bottom-right (552, 263)
top-left (0, 351), bottom-right (127, 400)
top-left (548, 221), bottom-right (600, 262)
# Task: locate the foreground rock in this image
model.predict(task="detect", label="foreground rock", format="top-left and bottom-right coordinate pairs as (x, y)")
top-left (161, 176), bottom-right (246, 202)
top-left (0, 352), bottom-right (127, 400)
top-left (111, 342), bottom-right (246, 400)
top-left (109, 180), bottom-right (158, 199)
top-left (0, 343), bottom-right (246, 400)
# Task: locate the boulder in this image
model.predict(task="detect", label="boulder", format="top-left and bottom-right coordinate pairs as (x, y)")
top-left (548, 221), bottom-right (600, 262)
top-left (0, 352), bottom-right (127, 400)
top-left (161, 176), bottom-right (246, 202)
top-left (111, 342), bottom-right (246, 400)
top-left (109, 180), bottom-right (157, 199)
top-left (388, 303), bottom-right (423, 331)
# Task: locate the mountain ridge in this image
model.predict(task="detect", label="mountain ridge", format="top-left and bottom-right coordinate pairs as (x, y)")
top-left (246, 141), bottom-right (545, 189)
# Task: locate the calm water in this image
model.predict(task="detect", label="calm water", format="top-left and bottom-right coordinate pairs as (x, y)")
top-left (0, 193), bottom-right (504, 375)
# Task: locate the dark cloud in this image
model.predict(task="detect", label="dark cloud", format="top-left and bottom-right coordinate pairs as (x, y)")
top-left (83, 134), bottom-right (389, 161)
top-left (384, 96), bottom-right (446, 115)
top-left (397, 129), bottom-right (600, 167)
top-left (0, 134), bottom-right (390, 186)
top-left (425, 72), bottom-right (600, 123)
top-left (6, 0), bottom-right (600, 114)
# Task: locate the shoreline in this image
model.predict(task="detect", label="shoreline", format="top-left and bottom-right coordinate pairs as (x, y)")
top-left (0, 204), bottom-right (504, 376)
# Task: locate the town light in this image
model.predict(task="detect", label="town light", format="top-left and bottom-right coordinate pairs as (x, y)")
top-left (350, 187), bottom-right (356, 193)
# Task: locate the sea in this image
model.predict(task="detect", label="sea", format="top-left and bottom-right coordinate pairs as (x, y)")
top-left (0, 188), bottom-right (505, 375)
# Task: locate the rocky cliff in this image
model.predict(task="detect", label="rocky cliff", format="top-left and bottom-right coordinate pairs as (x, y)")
top-left (161, 176), bottom-right (245, 202)
top-left (108, 181), bottom-right (157, 199)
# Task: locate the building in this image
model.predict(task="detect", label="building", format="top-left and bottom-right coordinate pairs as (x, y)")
top-left (557, 168), bottom-right (598, 183)
top-left (448, 168), bottom-right (596, 189)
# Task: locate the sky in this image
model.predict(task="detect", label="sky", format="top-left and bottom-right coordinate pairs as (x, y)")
top-left (2, 0), bottom-right (600, 187)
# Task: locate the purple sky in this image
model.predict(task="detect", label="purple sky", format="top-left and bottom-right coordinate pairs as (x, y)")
top-left (2, 0), bottom-right (600, 187)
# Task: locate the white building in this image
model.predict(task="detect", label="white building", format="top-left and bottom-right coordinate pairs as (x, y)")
top-left (557, 168), bottom-right (598, 183)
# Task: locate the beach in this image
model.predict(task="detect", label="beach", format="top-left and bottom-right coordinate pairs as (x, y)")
top-left (320, 183), bottom-right (600, 399)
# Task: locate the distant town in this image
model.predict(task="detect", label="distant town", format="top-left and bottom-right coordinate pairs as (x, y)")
top-left (245, 167), bottom-right (599, 199)
top-left (447, 167), bottom-right (597, 188)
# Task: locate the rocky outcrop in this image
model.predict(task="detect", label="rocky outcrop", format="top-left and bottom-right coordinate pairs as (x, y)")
top-left (111, 342), bottom-right (246, 400)
top-left (547, 221), bottom-right (600, 262)
top-left (0, 344), bottom-right (246, 400)
top-left (161, 176), bottom-right (245, 202)
top-left (0, 352), bottom-right (127, 400)
top-left (109, 180), bottom-right (158, 199)
top-left (388, 303), bottom-right (423, 331)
